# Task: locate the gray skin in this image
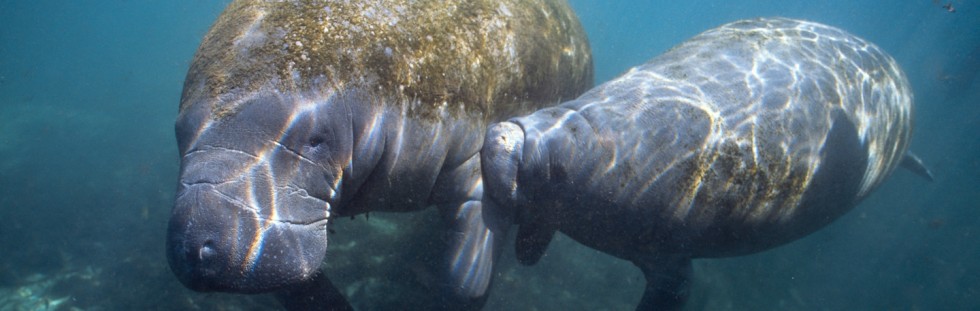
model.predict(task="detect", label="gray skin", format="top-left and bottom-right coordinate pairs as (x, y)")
top-left (166, 0), bottom-right (592, 309)
top-left (482, 18), bottom-right (925, 310)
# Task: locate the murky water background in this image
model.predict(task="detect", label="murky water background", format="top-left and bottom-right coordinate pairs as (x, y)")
top-left (1, 0), bottom-right (977, 310)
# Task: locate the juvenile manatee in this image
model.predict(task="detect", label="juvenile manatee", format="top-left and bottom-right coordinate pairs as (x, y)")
top-left (482, 18), bottom-right (928, 310)
top-left (165, 0), bottom-right (592, 309)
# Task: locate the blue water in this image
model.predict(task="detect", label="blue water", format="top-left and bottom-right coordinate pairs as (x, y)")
top-left (1, 0), bottom-right (977, 310)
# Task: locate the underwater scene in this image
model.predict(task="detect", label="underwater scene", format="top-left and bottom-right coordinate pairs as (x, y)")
top-left (1, 0), bottom-right (978, 310)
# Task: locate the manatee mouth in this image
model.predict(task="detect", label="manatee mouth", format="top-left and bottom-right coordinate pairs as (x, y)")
top-left (167, 182), bottom-right (331, 293)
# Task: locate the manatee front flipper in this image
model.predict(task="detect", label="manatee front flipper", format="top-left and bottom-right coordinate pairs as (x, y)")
top-left (432, 155), bottom-right (506, 309)
top-left (901, 151), bottom-right (934, 181)
top-left (633, 257), bottom-right (693, 311)
top-left (441, 199), bottom-right (501, 307)
top-left (275, 270), bottom-right (353, 311)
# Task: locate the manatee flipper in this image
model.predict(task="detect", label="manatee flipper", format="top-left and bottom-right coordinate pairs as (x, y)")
top-left (433, 155), bottom-right (503, 308)
top-left (633, 257), bottom-right (692, 311)
top-left (442, 199), bottom-right (502, 305)
top-left (900, 151), bottom-right (934, 181)
top-left (515, 223), bottom-right (557, 265)
top-left (274, 270), bottom-right (353, 311)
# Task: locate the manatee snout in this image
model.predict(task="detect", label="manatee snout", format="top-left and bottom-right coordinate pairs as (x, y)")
top-left (481, 121), bottom-right (526, 223)
top-left (167, 183), bottom-right (242, 292)
top-left (167, 156), bottom-right (329, 293)
top-left (169, 90), bottom-right (349, 294)
top-left (482, 107), bottom-right (605, 223)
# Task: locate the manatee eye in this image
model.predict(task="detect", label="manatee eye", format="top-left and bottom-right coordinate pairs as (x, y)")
top-left (309, 136), bottom-right (325, 148)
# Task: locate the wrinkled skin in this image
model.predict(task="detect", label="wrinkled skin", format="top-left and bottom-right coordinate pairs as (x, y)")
top-left (482, 18), bottom-right (921, 310)
top-left (166, 0), bottom-right (592, 309)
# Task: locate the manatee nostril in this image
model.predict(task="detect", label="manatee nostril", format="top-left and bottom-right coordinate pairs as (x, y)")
top-left (198, 240), bottom-right (217, 262)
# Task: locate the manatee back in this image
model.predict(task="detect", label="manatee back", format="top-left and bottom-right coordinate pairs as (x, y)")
top-left (642, 18), bottom-right (912, 196)
top-left (180, 0), bottom-right (593, 123)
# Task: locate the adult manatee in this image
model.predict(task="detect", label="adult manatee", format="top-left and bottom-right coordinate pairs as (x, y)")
top-left (166, 0), bottom-right (592, 309)
top-left (481, 17), bottom-right (929, 310)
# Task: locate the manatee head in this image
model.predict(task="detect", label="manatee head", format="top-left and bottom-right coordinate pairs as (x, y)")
top-left (166, 86), bottom-right (381, 293)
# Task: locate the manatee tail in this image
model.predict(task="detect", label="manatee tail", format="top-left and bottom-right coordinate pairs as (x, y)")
top-left (900, 151), bottom-right (935, 182)
top-left (633, 257), bottom-right (692, 311)
top-left (275, 270), bottom-right (353, 311)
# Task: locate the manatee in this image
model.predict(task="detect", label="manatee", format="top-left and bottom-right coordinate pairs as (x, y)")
top-left (481, 17), bottom-right (929, 310)
top-left (165, 0), bottom-right (592, 309)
